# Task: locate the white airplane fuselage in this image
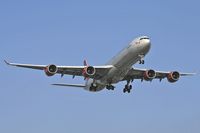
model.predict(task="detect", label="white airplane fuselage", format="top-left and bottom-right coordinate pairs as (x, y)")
top-left (5, 36), bottom-right (194, 93)
top-left (84, 36), bottom-right (151, 91)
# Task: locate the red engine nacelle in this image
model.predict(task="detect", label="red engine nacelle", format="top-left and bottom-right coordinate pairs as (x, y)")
top-left (143, 69), bottom-right (156, 81)
top-left (82, 66), bottom-right (96, 77)
top-left (167, 71), bottom-right (180, 83)
top-left (44, 64), bottom-right (58, 76)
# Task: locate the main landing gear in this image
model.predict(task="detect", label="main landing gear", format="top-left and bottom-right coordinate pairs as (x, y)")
top-left (123, 80), bottom-right (132, 93)
top-left (106, 85), bottom-right (115, 90)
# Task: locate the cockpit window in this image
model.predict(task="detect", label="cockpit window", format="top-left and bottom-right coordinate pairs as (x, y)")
top-left (140, 37), bottom-right (149, 40)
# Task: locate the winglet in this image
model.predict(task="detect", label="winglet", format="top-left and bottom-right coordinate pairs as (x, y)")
top-left (4, 60), bottom-right (10, 65)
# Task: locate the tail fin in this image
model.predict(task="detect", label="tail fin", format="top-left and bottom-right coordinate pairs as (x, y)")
top-left (83, 59), bottom-right (88, 66)
top-left (83, 59), bottom-right (89, 80)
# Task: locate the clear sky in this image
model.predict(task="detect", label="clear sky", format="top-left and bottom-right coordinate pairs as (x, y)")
top-left (1, 0), bottom-right (199, 133)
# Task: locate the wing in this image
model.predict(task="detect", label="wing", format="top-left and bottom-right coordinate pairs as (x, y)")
top-left (4, 60), bottom-right (113, 79)
top-left (123, 67), bottom-right (195, 81)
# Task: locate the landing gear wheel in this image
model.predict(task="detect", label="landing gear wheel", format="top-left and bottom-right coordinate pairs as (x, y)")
top-left (123, 80), bottom-right (132, 93)
top-left (142, 60), bottom-right (145, 64)
top-left (106, 85), bottom-right (115, 91)
top-left (130, 85), bottom-right (132, 90)
top-left (106, 86), bottom-right (110, 90)
top-left (139, 60), bottom-right (145, 64)
top-left (123, 88), bottom-right (126, 93)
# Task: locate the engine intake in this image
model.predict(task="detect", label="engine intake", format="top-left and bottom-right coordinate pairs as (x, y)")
top-left (167, 71), bottom-right (180, 83)
top-left (44, 64), bottom-right (58, 76)
top-left (143, 69), bottom-right (156, 81)
top-left (83, 66), bottom-right (96, 77)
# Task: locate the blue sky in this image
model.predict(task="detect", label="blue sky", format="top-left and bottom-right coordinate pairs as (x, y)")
top-left (1, 0), bottom-right (200, 133)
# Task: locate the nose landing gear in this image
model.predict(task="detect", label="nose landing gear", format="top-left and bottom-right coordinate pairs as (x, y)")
top-left (139, 59), bottom-right (145, 64)
top-left (138, 54), bottom-right (145, 64)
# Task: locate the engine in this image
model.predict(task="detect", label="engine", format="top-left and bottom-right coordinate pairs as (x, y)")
top-left (82, 66), bottom-right (96, 77)
top-left (167, 71), bottom-right (180, 83)
top-left (44, 64), bottom-right (58, 76)
top-left (143, 69), bottom-right (156, 81)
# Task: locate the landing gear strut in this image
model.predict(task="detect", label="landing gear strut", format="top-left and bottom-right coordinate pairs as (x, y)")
top-left (123, 80), bottom-right (132, 93)
top-left (106, 85), bottom-right (115, 90)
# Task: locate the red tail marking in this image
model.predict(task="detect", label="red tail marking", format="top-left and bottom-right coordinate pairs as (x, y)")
top-left (83, 59), bottom-right (89, 80)
top-left (84, 59), bottom-right (88, 66)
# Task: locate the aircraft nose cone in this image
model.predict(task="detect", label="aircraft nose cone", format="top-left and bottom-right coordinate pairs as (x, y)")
top-left (144, 39), bottom-right (151, 46)
top-left (142, 39), bottom-right (151, 52)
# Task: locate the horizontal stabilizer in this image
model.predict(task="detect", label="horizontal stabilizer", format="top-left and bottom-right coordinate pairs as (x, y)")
top-left (52, 83), bottom-right (85, 88)
top-left (180, 73), bottom-right (196, 76)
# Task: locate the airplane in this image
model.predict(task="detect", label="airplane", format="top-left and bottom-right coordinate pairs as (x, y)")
top-left (4, 36), bottom-right (195, 93)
